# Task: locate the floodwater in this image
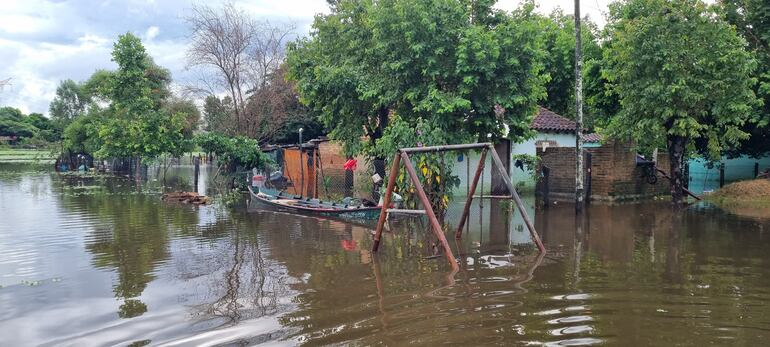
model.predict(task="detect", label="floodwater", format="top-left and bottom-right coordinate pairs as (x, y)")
top-left (2, 163), bottom-right (770, 346)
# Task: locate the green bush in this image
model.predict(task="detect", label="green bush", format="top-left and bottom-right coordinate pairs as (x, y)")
top-left (196, 132), bottom-right (272, 170)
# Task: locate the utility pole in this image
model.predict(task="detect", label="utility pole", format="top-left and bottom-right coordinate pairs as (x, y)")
top-left (574, 0), bottom-right (585, 212)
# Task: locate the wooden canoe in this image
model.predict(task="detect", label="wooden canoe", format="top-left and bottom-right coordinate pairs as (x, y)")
top-left (248, 186), bottom-right (381, 221)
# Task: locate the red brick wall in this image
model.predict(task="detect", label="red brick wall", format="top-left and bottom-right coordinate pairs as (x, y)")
top-left (537, 141), bottom-right (669, 201)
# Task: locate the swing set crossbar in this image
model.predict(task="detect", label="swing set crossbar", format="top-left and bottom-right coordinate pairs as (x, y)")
top-left (371, 143), bottom-right (545, 269)
top-left (398, 142), bottom-right (494, 154)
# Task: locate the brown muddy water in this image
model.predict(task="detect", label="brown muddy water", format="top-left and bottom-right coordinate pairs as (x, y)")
top-left (1, 163), bottom-right (770, 346)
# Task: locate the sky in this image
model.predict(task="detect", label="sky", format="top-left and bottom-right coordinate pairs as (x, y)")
top-left (0, 0), bottom-right (613, 116)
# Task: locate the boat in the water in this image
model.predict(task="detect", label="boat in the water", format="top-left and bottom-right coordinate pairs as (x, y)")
top-left (248, 186), bottom-right (381, 221)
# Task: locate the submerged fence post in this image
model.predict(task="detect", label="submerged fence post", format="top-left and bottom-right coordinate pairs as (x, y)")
top-left (719, 163), bottom-right (725, 188)
top-left (193, 156), bottom-right (200, 194)
top-left (755, 162), bottom-right (760, 178)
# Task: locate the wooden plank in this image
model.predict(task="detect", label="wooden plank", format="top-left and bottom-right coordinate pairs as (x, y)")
top-left (386, 209), bottom-right (426, 214)
top-left (372, 153), bottom-right (401, 252)
top-left (655, 168), bottom-right (702, 201)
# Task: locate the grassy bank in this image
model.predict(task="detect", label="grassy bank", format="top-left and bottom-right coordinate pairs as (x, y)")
top-left (0, 148), bottom-right (56, 163)
top-left (705, 179), bottom-right (770, 221)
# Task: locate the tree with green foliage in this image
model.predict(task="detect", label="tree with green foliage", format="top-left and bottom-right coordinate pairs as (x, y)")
top-left (0, 107), bottom-right (39, 140)
top-left (49, 79), bottom-right (91, 129)
top-left (62, 111), bottom-right (102, 155)
top-left (23, 113), bottom-right (50, 132)
top-left (49, 34), bottom-right (197, 175)
top-left (604, 0), bottom-right (760, 204)
top-left (81, 69), bottom-right (114, 101)
top-left (94, 33), bottom-right (188, 176)
top-left (196, 132), bottom-right (270, 169)
top-left (538, 9), bottom-right (605, 126)
top-left (203, 95), bottom-right (235, 135)
top-left (721, 0), bottom-right (770, 157)
top-left (0, 107), bottom-right (59, 144)
top-left (22, 113), bottom-right (57, 142)
top-left (287, 0), bottom-right (547, 159)
top-left (162, 97), bottom-right (201, 139)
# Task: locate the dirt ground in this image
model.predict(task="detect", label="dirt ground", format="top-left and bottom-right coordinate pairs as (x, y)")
top-left (708, 179), bottom-right (770, 221)
top-left (710, 179), bottom-right (770, 201)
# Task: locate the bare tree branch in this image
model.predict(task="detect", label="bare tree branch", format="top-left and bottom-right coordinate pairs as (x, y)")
top-left (185, 3), bottom-right (297, 141)
top-left (0, 78), bottom-right (11, 92)
top-left (186, 2), bottom-right (256, 128)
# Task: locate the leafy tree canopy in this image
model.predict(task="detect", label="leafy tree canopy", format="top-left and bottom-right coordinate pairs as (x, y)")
top-left (287, 0), bottom-right (548, 157)
top-left (537, 9), bottom-right (606, 127)
top-left (604, 0), bottom-right (760, 203)
top-left (721, 0), bottom-right (770, 157)
top-left (203, 95), bottom-right (234, 135)
top-left (0, 107), bottom-right (56, 142)
top-left (49, 79), bottom-right (91, 128)
top-left (95, 33), bottom-right (190, 160)
top-left (196, 132), bottom-right (271, 170)
top-left (54, 33), bottom-right (197, 166)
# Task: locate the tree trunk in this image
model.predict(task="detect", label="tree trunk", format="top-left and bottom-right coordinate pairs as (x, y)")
top-left (666, 135), bottom-right (687, 205)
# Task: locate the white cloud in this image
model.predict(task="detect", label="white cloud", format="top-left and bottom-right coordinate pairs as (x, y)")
top-left (0, 34), bottom-right (114, 114)
top-left (145, 26), bottom-right (160, 41)
top-left (0, 14), bottom-right (50, 34)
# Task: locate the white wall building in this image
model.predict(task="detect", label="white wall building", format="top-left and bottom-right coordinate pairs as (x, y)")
top-left (454, 107), bottom-right (601, 193)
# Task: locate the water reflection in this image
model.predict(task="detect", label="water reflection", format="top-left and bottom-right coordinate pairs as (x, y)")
top-left (2, 164), bottom-right (770, 345)
top-left (190, 214), bottom-right (294, 327)
top-left (53, 175), bottom-right (179, 319)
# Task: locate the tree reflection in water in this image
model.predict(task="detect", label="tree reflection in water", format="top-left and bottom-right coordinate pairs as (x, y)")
top-left (186, 213), bottom-right (294, 327)
top-left (54, 174), bottom-right (197, 319)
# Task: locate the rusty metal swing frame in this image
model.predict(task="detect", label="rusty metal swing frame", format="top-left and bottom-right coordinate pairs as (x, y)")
top-left (371, 143), bottom-right (546, 268)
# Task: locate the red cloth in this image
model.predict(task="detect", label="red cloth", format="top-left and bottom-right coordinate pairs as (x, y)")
top-left (343, 159), bottom-right (358, 171)
top-left (341, 239), bottom-right (357, 251)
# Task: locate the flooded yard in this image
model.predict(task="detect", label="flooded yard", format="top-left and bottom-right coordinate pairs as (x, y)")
top-left (2, 163), bottom-right (770, 346)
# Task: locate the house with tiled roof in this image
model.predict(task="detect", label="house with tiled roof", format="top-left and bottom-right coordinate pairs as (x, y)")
top-left (507, 107), bottom-right (601, 185)
top-left (523, 106), bottom-right (601, 150)
top-left (451, 107), bottom-right (601, 193)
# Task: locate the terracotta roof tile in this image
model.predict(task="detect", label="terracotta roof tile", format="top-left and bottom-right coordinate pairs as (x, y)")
top-left (529, 107), bottom-right (601, 143)
top-left (531, 107), bottom-right (578, 132)
top-left (583, 133), bottom-right (601, 143)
